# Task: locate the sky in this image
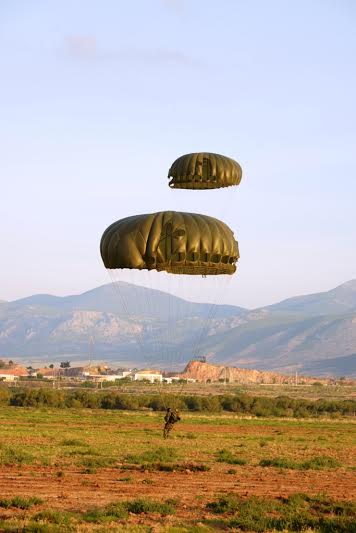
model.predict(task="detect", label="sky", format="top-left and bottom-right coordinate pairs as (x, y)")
top-left (1, 0), bottom-right (355, 308)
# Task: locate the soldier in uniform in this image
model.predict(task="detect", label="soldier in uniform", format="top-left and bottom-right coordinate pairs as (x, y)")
top-left (163, 407), bottom-right (181, 439)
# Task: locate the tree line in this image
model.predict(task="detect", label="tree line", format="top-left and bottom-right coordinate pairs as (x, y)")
top-left (0, 387), bottom-right (354, 418)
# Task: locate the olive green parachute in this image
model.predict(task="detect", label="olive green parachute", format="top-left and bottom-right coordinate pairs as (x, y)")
top-left (168, 152), bottom-right (242, 190)
top-left (101, 211), bottom-right (239, 275)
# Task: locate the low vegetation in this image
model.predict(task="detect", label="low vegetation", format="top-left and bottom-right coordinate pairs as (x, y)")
top-left (4, 387), bottom-right (356, 417)
top-left (124, 447), bottom-right (209, 472)
top-left (0, 404), bottom-right (353, 531)
top-left (125, 446), bottom-right (178, 465)
top-left (206, 493), bottom-right (356, 532)
top-left (216, 448), bottom-right (247, 465)
top-left (259, 455), bottom-right (341, 470)
top-left (0, 496), bottom-right (43, 509)
top-left (0, 493), bottom-right (354, 531)
top-left (0, 445), bottom-right (34, 466)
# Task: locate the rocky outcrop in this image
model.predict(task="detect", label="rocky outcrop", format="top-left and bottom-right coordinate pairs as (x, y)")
top-left (181, 360), bottom-right (327, 384)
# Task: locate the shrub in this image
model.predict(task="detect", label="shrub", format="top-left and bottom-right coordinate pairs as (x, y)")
top-left (259, 457), bottom-right (298, 469)
top-left (125, 447), bottom-right (178, 465)
top-left (84, 498), bottom-right (176, 523)
top-left (0, 388), bottom-right (10, 405)
top-left (207, 493), bottom-right (356, 532)
top-left (33, 510), bottom-right (75, 525)
top-left (301, 455), bottom-right (341, 470)
top-left (80, 456), bottom-right (117, 468)
top-left (0, 496), bottom-right (43, 509)
top-left (259, 455), bottom-right (341, 470)
top-left (0, 447), bottom-right (34, 466)
top-left (126, 498), bottom-right (176, 516)
top-left (83, 502), bottom-right (128, 522)
top-left (216, 449), bottom-right (247, 465)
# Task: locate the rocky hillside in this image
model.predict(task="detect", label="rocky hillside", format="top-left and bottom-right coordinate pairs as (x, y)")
top-left (182, 360), bottom-right (326, 384)
top-left (1, 280), bottom-right (355, 376)
top-left (0, 283), bottom-right (245, 364)
top-left (201, 310), bottom-right (356, 375)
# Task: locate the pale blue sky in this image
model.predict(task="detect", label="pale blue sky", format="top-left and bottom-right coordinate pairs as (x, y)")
top-left (1, 0), bottom-right (355, 308)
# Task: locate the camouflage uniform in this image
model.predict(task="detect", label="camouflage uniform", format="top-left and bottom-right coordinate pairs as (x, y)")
top-left (163, 408), bottom-right (181, 439)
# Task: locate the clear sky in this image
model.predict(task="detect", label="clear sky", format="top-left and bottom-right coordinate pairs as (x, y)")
top-left (1, 0), bottom-right (355, 308)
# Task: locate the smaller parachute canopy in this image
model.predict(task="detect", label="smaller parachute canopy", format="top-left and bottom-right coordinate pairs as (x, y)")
top-left (168, 152), bottom-right (242, 190)
top-left (101, 211), bottom-right (239, 275)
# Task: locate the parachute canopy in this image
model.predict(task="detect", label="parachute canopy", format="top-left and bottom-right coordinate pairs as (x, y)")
top-left (101, 211), bottom-right (239, 275)
top-left (168, 152), bottom-right (242, 190)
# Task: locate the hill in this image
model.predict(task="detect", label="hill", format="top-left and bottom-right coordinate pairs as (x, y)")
top-left (0, 280), bottom-right (355, 376)
top-left (201, 311), bottom-right (356, 375)
top-left (263, 280), bottom-right (356, 316)
top-left (182, 360), bottom-right (327, 384)
top-left (0, 283), bottom-right (245, 364)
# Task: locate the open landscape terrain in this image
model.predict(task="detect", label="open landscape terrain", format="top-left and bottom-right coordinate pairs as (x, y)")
top-left (1, 279), bottom-right (356, 376)
top-left (0, 385), bottom-right (355, 532)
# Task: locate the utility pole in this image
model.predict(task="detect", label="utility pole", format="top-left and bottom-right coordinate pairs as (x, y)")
top-left (295, 370), bottom-right (298, 386)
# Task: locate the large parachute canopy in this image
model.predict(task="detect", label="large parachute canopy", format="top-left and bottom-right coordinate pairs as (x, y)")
top-left (100, 211), bottom-right (239, 276)
top-left (168, 152), bottom-right (242, 190)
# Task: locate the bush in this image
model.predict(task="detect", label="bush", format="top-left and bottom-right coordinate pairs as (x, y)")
top-left (0, 446), bottom-right (34, 466)
top-left (259, 457), bottom-right (298, 469)
top-left (0, 496), bottom-right (43, 509)
top-left (216, 449), bottom-right (247, 465)
top-left (83, 498), bottom-right (176, 523)
top-left (259, 455), bottom-right (341, 470)
top-left (33, 509), bottom-right (75, 525)
top-left (126, 498), bottom-right (176, 516)
top-left (301, 455), bottom-right (341, 470)
top-left (207, 493), bottom-right (356, 532)
top-left (125, 447), bottom-right (178, 465)
top-left (0, 388), bottom-right (10, 405)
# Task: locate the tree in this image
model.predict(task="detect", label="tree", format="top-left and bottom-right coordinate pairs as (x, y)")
top-left (26, 366), bottom-right (36, 377)
top-left (49, 364), bottom-right (54, 369)
top-left (60, 361), bottom-right (71, 369)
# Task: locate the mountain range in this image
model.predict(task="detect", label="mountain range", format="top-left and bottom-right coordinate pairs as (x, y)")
top-left (0, 280), bottom-right (355, 376)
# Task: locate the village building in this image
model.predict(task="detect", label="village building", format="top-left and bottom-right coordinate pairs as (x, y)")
top-left (134, 370), bottom-right (162, 383)
top-left (0, 366), bottom-right (29, 381)
top-left (103, 371), bottom-right (131, 381)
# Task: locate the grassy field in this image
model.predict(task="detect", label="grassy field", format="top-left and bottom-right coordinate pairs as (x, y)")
top-left (0, 406), bottom-right (355, 531)
top-left (119, 382), bottom-right (356, 402)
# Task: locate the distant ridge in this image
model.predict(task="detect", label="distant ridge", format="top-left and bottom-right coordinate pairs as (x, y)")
top-left (262, 279), bottom-right (356, 316)
top-left (1, 280), bottom-right (356, 376)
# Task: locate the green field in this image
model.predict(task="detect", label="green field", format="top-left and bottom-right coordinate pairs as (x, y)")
top-left (0, 404), bottom-right (355, 531)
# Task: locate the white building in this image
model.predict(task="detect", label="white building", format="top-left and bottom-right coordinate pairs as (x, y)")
top-left (0, 367), bottom-right (29, 381)
top-left (134, 370), bottom-right (162, 383)
top-left (101, 372), bottom-right (132, 382)
top-left (0, 373), bottom-right (17, 382)
top-left (170, 376), bottom-right (196, 383)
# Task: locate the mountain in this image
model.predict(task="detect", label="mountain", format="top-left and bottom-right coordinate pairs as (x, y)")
top-left (200, 311), bottom-right (356, 375)
top-left (8, 283), bottom-right (244, 319)
top-left (300, 353), bottom-right (356, 377)
top-left (263, 280), bottom-right (356, 316)
top-left (0, 281), bottom-right (355, 376)
top-left (0, 283), bottom-right (245, 364)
